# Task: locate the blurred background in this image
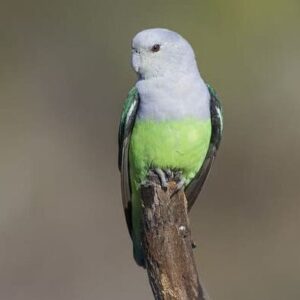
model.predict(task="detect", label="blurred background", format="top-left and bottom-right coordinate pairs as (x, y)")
top-left (1, 1), bottom-right (300, 299)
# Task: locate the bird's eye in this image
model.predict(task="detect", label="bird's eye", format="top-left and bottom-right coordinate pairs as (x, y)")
top-left (151, 44), bottom-right (161, 52)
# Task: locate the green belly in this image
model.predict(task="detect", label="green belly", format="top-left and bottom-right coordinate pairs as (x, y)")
top-left (129, 118), bottom-right (211, 189)
top-left (128, 117), bottom-right (211, 265)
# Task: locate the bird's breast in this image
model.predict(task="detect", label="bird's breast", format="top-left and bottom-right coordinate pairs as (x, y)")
top-left (136, 77), bottom-right (210, 121)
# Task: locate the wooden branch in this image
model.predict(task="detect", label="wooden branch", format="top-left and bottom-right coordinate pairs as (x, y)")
top-left (140, 173), bottom-right (207, 300)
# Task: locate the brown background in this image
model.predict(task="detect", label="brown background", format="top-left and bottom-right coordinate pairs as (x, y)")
top-left (1, 1), bottom-right (300, 299)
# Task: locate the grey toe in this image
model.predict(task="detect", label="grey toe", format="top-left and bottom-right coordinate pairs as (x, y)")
top-left (155, 168), bottom-right (168, 188)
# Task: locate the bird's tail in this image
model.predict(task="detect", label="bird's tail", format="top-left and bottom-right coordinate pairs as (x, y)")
top-left (133, 235), bottom-right (145, 267)
top-left (132, 191), bottom-right (146, 267)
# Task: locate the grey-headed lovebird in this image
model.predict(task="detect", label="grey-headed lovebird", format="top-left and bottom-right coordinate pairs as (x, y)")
top-left (118, 28), bottom-right (223, 266)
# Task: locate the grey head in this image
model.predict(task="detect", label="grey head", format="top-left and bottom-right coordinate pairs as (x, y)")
top-left (131, 28), bottom-right (199, 80)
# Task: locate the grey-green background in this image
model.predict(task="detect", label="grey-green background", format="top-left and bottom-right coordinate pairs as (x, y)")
top-left (1, 1), bottom-right (299, 299)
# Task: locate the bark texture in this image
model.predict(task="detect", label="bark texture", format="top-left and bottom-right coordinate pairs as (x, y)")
top-left (140, 173), bottom-right (207, 300)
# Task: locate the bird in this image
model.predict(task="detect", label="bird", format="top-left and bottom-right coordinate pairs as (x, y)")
top-left (118, 28), bottom-right (223, 267)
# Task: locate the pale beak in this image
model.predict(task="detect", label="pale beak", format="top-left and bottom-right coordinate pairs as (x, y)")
top-left (131, 52), bottom-right (140, 73)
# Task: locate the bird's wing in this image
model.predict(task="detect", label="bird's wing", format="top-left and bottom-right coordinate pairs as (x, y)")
top-left (185, 84), bottom-right (223, 210)
top-left (118, 86), bottom-right (139, 236)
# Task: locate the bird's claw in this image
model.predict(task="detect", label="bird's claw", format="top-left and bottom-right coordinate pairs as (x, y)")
top-left (148, 168), bottom-right (186, 194)
top-left (141, 179), bottom-right (155, 188)
top-left (165, 169), bottom-right (173, 178)
top-left (170, 176), bottom-right (186, 198)
top-left (154, 168), bottom-right (168, 189)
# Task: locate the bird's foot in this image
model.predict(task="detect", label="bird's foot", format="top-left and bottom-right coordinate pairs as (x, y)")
top-left (147, 168), bottom-right (174, 190)
top-left (142, 171), bottom-right (157, 187)
top-left (154, 168), bottom-right (169, 190)
top-left (147, 168), bottom-right (185, 193)
top-left (170, 172), bottom-right (186, 197)
top-left (165, 168), bottom-right (173, 178)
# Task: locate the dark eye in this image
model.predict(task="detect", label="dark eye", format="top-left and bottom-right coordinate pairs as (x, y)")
top-left (151, 44), bottom-right (160, 52)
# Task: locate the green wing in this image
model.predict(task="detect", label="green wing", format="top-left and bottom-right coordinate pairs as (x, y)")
top-left (185, 84), bottom-right (223, 210)
top-left (118, 87), bottom-right (139, 235)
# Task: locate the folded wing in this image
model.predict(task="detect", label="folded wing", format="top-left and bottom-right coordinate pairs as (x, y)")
top-left (185, 85), bottom-right (223, 210)
top-left (118, 87), bottom-right (139, 236)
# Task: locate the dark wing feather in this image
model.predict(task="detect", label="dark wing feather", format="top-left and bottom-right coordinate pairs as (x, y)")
top-left (185, 84), bottom-right (223, 210)
top-left (118, 87), bottom-right (139, 236)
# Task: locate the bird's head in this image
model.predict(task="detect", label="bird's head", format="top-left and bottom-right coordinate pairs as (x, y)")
top-left (131, 28), bottom-right (198, 80)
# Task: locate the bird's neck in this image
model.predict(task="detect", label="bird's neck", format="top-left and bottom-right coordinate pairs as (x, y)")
top-left (135, 73), bottom-right (211, 121)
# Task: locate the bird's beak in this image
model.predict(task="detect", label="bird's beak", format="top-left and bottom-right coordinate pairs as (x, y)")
top-left (132, 52), bottom-right (140, 73)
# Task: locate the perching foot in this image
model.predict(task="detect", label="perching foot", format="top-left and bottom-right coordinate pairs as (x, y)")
top-left (171, 173), bottom-right (186, 198)
top-left (154, 168), bottom-right (168, 189)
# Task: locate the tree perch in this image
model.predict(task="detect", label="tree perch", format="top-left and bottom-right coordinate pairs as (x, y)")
top-left (140, 172), bottom-right (207, 300)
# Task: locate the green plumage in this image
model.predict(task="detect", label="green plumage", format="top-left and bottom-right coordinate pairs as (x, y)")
top-left (129, 119), bottom-right (211, 189)
top-left (118, 87), bottom-right (139, 170)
